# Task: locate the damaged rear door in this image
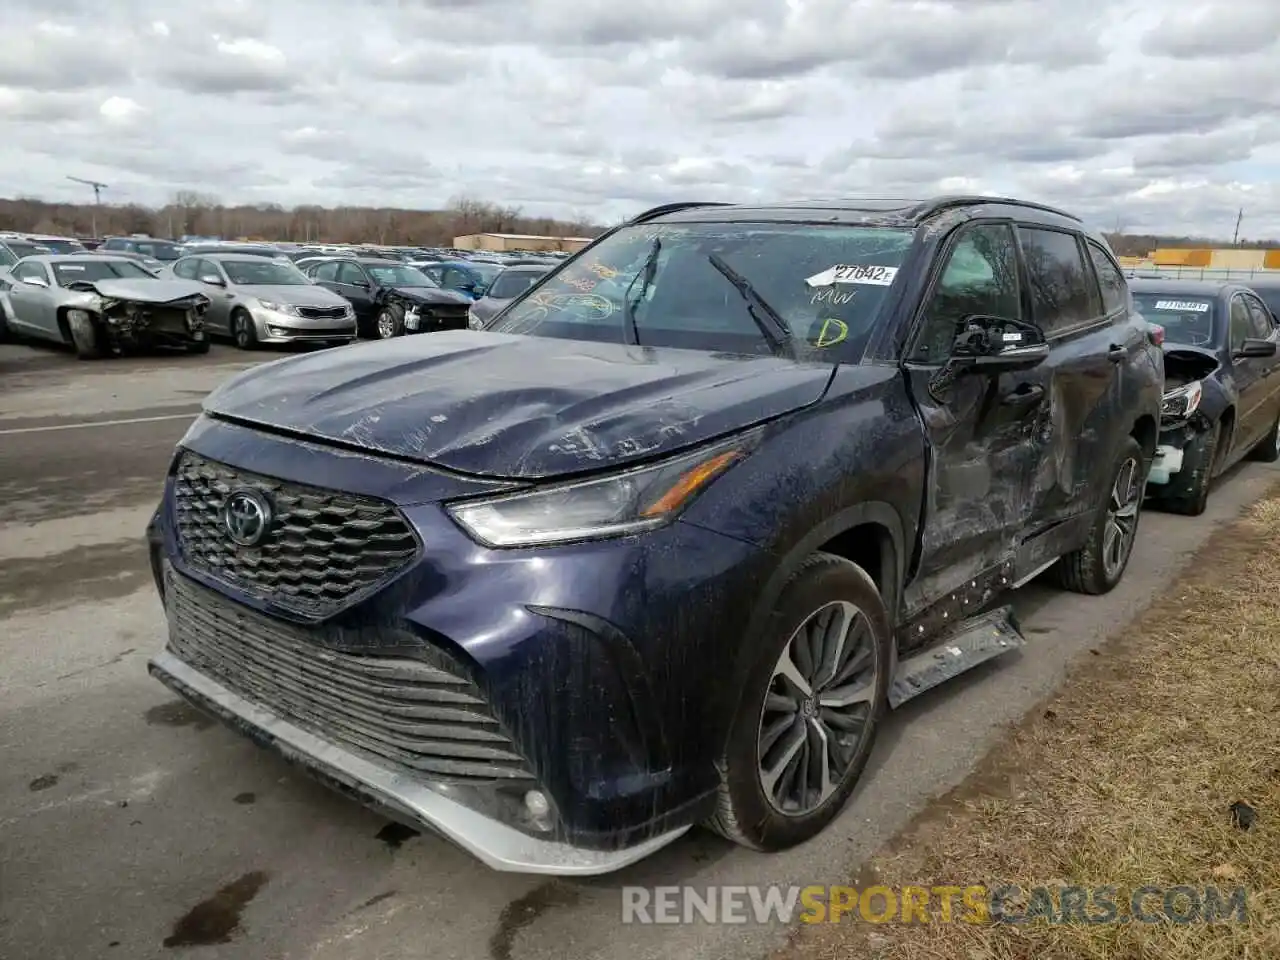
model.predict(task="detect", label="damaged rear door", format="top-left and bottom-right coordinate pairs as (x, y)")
top-left (899, 220), bottom-right (1054, 626)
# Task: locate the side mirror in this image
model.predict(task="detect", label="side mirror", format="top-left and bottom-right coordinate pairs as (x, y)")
top-left (1235, 338), bottom-right (1277, 359)
top-left (24, 275), bottom-right (49, 288)
top-left (199, 274), bottom-right (224, 286)
top-left (929, 315), bottom-right (1048, 398)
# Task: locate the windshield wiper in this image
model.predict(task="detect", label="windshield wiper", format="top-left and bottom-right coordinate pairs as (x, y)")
top-left (621, 238), bottom-right (661, 345)
top-left (706, 253), bottom-right (795, 358)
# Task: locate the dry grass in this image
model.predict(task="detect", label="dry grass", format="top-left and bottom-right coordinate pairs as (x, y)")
top-left (776, 490), bottom-right (1280, 960)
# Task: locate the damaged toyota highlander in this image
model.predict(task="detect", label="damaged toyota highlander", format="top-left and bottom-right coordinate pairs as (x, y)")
top-left (146, 197), bottom-right (1163, 875)
top-left (0, 254), bottom-right (210, 358)
top-left (1131, 278), bottom-right (1280, 516)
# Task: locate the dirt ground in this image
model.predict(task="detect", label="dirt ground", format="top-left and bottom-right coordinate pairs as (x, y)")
top-left (773, 488), bottom-right (1280, 960)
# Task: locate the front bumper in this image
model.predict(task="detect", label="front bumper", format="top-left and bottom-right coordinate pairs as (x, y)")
top-left (403, 305), bottom-right (469, 334)
top-left (148, 650), bottom-right (688, 875)
top-left (250, 306), bottom-right (356, 343)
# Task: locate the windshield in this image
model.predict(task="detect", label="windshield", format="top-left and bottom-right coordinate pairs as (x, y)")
top-left (1133, 293), bottom-right (1216, 346)
top-left (52, 259), bottom-right (154, 284)
top-left (487, 269), bottom-right (548, 299)
top-left (0, 247), bottom-right (14, 267)
top-left (488, 222), bottom-right (915, 358)
top-left (222, 259), bottom-right (310, 285)
top-left (366, 263), bottom-right (438, 287)
top-left (5, 241), bottom-right (48, 259)
top-left (133, 241), bottom-right (181, 260)
top-left (36, 238), bottom-right (85, 254)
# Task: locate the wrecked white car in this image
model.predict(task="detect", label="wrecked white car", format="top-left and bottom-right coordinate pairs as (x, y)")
top-left (0, 254), bottom-right (210, 359)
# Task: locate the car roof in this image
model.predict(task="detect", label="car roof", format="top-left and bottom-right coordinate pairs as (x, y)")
top-left (199, 252), bottom-right (291, 262)
top-left (639, 195), bottom-right (1087, 233)
top-left (500, 264), bottom-right (550, 273)
top-left (1127, 278), bottom-right (1235, 296)
top-left (15, 253), bottom-right (139, 265)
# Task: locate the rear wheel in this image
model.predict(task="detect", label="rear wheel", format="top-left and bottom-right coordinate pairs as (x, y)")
top-left (707, 553), bottom-right (890, 851)
top-left (1248, 413), bottom-right (1280, 463)
top-left (232, 311), bottom-right (258, 350)
top-left (1053, 435), bottom-right (1145, 593)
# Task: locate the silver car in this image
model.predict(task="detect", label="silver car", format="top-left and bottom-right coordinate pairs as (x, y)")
top-left (466, 264), bottom-right (551, 328)
top-left (0, 254), bottom-right (210, 358)
top-left (168, 253), bottom-right (357, 349)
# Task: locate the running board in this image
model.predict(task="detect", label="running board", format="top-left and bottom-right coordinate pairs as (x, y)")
top-left (888, 605), bottom-right (1027, 708)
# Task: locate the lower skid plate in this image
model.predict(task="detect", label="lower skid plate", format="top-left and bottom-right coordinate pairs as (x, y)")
top-left (888, 605), bottom-right (1026, 708)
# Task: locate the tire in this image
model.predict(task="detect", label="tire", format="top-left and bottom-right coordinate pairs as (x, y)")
top-left (231, 311), bottom-right (258, 351)
top-left (706, 552), bottom-right (891, 851)
top-left (375, 305), bottom-right (405, 340)
top-left (1052, 435), bottom-right (1146, 593)
top-left (186, 338), bottom-right (210, 355)
top-left (1156, 421), bottom-right (1221, 517)
top-left (66, 310), bottom-right (105, 360)
top-left (0, 303), bottom-right (12, 342)
top-left (1247, 413), bottom-right (1280, 463)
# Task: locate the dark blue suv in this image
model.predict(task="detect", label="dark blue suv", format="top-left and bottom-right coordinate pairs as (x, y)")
top-left (146, 197), bottom-right (1163, 875)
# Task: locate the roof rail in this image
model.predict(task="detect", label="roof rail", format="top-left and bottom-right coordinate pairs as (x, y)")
top-left (911, 195), bottom-right (1083, 223)
top-left (628, 201), bottom-right (735, 225)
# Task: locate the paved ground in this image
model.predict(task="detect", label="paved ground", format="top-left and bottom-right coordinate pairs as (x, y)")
top-left (2, 337), bottom-right (1276, 960)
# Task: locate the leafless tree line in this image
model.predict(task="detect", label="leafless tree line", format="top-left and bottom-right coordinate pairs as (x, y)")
top-left (0, 191), bottom-right (604, 245)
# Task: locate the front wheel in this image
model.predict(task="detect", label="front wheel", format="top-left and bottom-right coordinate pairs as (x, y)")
top-left (375, 305), bottom-right (404, 339)
top-left (1053, 435), bottom-right (1146, 593)
top-left (66, 309), bottom-right (105, 360)
top-left (707, 552), bottom-right (891, 851)
top-left (231, 311), bottom-right (258, 350)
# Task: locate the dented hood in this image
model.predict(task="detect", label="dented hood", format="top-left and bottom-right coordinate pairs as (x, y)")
top-left (86, 277), bottom-right (209, 304)
top-left (203, 331), bottom-right (836, 479)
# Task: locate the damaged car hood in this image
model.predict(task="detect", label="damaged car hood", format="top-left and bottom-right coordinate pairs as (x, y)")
top-left (389, 285), bottom-right (472, 307)
top-left (202, 331), bottom-right (836, 479)
top-left (81, 278), bottom-right (209, 305)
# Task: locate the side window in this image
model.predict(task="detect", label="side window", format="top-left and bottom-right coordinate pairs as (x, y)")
top-left (101, 238), bottom-right (122, 250)
top-left (1086, 240), bottom-right (1127, 316)
top-left (197, 260), bottom-right (222, 282)
top-left (173, 258), bottom-right (196, 279)
top-left (1244, 294), bottom-right (1274, 339)
top-left (336, 262), bottom-right (367, 285)
top-left (910, 222), bottom-right (1020, 362)
top-left (13, 262), bottom-right (48, 284)
top-left (1017, 227), bottom-right (1095, 335)
top-left (1229, 295), bottom-right (1253, 351)
top-left (314, 262), bottom-right (340, 282)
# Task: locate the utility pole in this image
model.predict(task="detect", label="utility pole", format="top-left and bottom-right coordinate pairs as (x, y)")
top-left (1232, 207), bottom-right (1244, 246)
top-left (67, 175), bottom-right (109, 238)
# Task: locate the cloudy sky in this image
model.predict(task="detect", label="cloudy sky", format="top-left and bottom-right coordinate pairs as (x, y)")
top-left (3, 0), bottom-right (1279, 238)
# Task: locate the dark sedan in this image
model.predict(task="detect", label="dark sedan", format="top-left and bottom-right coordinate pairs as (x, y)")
top-left (1131, 277), bottom-right (1280, 514)
top-left (305, 257), bottom-right (471, 338)
top-left (466, 264), bottom-right (550, 328)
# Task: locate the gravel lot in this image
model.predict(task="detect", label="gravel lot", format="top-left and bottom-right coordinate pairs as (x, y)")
top-left (2, 338), bottom-right (1275, 960)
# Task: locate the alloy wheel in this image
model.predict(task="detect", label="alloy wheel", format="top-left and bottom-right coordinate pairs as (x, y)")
top-left (377, 311), bottom-right (396, 339)
top-left (1102, 455), bottom-right (1142, 579)
top-left (234, 317), bottom-right (250, 348)
top-left (757, 600), bottom-right (879, 817)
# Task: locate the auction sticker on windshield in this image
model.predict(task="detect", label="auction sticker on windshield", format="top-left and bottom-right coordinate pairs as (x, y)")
top-left (805, 265), bottom-right (899, 288)
top-left (1153, 300), bottom-right (1211, 312)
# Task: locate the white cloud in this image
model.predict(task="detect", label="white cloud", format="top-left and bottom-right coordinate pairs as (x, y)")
top-left (0, 0), bottom-right (1278, 237)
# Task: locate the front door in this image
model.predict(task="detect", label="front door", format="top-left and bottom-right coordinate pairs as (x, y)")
top-left (6, 262), bottom-right (58, 340)
top-left (1226, 291), bottom-right (1280, 457)
top-left (901, 220), bottom-right (1053, 621)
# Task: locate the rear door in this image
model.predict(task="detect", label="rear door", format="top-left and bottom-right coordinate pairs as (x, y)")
top-left (901, 220), bottom-right (1054, 614)
top-left (1225, 292), bottom-right (1273, 457)
top-left (1014, 226), bottom-right (1130, 540)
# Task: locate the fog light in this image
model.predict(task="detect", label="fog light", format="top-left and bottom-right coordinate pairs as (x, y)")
top-left (524, 790), bottom-right (552, 831)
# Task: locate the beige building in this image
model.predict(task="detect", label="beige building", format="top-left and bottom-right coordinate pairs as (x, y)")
top-left (453, 232), bottom-right (595, 254)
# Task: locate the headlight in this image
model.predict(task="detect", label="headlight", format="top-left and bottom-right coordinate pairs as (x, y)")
top-left (1162, 380), bottom-right (1202, 419)
top-left (447, 441), bottom-right (748, 547)
top-left (256, 299), bottom-right (295, 316)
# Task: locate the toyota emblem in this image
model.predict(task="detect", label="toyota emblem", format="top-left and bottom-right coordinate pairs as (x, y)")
top-left (222, 488), bottom-right (273, 547)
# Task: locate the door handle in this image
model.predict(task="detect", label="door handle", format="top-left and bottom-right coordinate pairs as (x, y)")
top-left (1000, 384), bottom-right (1044, 409)
top-left (1107, 344), bottom-right (1126, 362)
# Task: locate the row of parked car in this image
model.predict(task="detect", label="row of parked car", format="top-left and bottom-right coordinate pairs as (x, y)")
top-left (0, 243), bottom-right (552, 357)
top-left (132, 194), bottom-right (1280, 879)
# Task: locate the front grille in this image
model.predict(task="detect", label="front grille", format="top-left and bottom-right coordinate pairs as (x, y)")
top-left (296, 305), bottom-right (348, 320)
top-left (166, 568), bottom-right (535, 782)
top-left (422, 305), bottom-right (470, 330)
top-left (172, 451), bottom-right (419, 618)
